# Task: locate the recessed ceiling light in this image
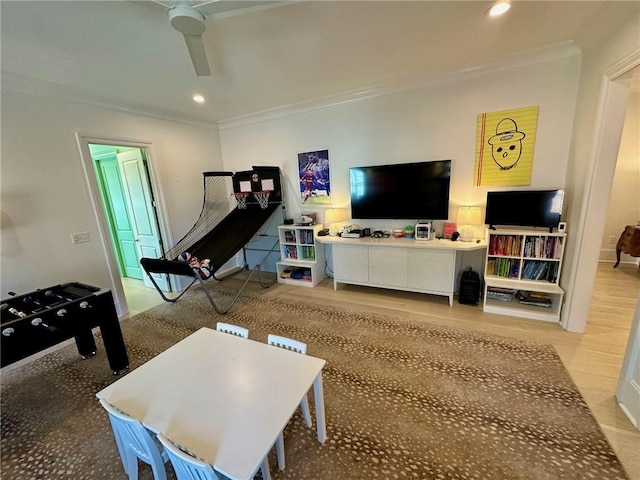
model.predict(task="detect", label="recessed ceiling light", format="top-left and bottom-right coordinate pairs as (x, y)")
top-left (488, 0), bottom-right (511, 17)
top-left (193, 94), bottom-right (205, 103)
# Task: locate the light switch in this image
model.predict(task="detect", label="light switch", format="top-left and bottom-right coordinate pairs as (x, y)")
top-left (71, 232), bottom-right (90, 244)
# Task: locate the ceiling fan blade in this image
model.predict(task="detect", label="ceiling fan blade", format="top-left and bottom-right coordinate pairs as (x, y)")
top-left (183, 33), bottom-right (211, 77)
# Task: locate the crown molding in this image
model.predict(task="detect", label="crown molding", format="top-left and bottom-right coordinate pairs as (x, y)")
top-left (605, 49), bottom-right (640, 79)
top-left (1, 72), bottom-right (219, 131)
top-left (1, 40), bottom-right (581, 133)
top-left (605, 49), bottom-right (640, 93)
top-left (219, 41), bottom-right (581, 130)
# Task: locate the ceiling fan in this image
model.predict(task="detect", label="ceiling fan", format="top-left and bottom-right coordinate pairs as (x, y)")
top-left (153, 1), bottom-right (217, 76)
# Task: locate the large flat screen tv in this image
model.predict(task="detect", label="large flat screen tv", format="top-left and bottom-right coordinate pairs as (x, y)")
top-left (485, 190), bottom-right (564, 230)
top-left (350, 160), bottom-right (451, 220)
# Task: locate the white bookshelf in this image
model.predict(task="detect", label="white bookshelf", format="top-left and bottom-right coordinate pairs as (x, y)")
top-left (483, 229), bottom-right (566, 322)
top-left (276, 224), bottom-right (325, 287)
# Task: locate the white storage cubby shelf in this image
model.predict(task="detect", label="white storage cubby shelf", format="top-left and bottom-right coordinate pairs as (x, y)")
top-left (483, 229), bottom-right (566, 322)
top-left (276, 224), bottom-right (325, 288)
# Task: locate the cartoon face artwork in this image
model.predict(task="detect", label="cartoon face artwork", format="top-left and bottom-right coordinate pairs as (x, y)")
top-left (488, 118), bottom-right (526, 170)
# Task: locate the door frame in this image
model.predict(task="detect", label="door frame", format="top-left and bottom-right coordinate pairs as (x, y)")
top-left (563, 50), bottom-right (640, 334)
top-left (75, 132), bottom-right (176, 316)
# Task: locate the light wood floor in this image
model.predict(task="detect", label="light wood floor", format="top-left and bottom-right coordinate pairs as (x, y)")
top-left (122, 262), bottom-right (640, 479)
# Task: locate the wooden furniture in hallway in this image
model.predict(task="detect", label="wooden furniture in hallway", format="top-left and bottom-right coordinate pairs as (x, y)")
top-left (614, 225), bottom-right (640, 267)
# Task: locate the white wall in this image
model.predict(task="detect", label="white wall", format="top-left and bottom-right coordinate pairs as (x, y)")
top-left (600, 90), bottom-right (640, 263)
top-left (220, 53), bottom-right (581, 236)
top-left (1, 87), bottom-right (223, 296)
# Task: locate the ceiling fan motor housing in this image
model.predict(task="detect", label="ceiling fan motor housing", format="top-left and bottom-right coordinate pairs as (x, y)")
top-left (169, 5), bottom-right (206, 35)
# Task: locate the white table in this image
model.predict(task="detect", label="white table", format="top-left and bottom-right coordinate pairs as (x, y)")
top-left (96, 327), bottom-right (326, 480)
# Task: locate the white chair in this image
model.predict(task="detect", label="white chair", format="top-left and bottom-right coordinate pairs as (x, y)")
top-left (267, 334), bottom-right (313, 471)
top-left (99, 398), bottom-right (169, 480)
top-left (157, 433), bottom-right (271, 480)
top-left (156, 433), bottom-right (219, 480)
top-left (216, 322), bottom-right (249, 338)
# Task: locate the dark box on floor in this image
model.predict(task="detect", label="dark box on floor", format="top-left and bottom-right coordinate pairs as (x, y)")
top-left (459, 268), bottom-right (481, 305)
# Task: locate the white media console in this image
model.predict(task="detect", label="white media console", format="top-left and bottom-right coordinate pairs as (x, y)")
top-left (318, 236), bottom-right (486, 306)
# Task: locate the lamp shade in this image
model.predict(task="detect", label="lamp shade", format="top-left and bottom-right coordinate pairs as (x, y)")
top-left (324, 208), bottom-right (347, 235)
top-left (457, 206), bottom-right (482, 226)
top-left (457, 207), bottom-right (482, 242)
top-left (324, 208), bottom-right (347, 225)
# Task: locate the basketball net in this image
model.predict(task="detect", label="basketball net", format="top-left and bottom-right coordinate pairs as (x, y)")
top-left (254, 191), bottom-right (270, 209)
top-left (233, 192), bottom-right (248, 209)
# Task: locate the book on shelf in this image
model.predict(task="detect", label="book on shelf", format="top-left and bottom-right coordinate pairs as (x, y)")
top-left (487, 287), bottom-right (516, 302)
top-left (487, 257), bottom-right (519, 278)
top-left (300, 230), bottom-right (315, 244)
top-left (301, 246), bottom-right (315, 260)
top-left (522, 261), bottom-right (547, 280)
top-left (515, 290), bottom-right (552, 307)
top-left (489, 235), bottom-right (522, 256)
top-left (524, 236), bottom-right (563, 259)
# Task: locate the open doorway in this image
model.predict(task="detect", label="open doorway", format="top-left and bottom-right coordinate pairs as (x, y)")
top-left (89, 143), bottom-right (171, 313)
top-left (599, 67), bottom-right (640, 268)
top-left (579, 63), bottom-right (640, 430)
top-left (565, 55), bottom-right (639, 333)
top-left (593, 66), bottom-right (640, 430)
top-left (76, 134), bottom-right (172, 316)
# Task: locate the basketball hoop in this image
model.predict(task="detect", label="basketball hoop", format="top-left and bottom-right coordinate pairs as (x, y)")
top-left (254, 191), bottom-right (270, 209)
top-left (233, 192), bottom-right (248, 209)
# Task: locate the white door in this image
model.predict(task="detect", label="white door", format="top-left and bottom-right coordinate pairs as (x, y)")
top-left (117, 150), bottom-right (171, 291)
top-left (95, 157), bottom-right (143, 279)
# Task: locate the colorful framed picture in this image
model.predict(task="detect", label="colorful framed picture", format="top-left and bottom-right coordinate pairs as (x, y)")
top-left (474, 105), bottom-right (539, 186)
top-left (298, 149), bottom-right (332, 205)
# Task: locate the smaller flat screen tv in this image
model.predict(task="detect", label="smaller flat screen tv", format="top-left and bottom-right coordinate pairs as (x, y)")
top-left (350, 160), bottom-right (451, 220)
top-left (485, 190), bottom-right (564, 230)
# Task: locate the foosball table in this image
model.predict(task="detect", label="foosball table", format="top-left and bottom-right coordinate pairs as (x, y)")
top-left (1, 282), bottom-right (129, 374)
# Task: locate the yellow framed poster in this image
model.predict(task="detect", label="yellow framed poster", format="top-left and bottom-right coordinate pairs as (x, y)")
top-left (474, 106), bottom-right (539, 186)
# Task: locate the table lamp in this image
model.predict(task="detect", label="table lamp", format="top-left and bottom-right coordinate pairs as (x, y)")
top-left (457, 206), bottom-right (482, 242)
top-left (324, 208), bottom-right (347, 236)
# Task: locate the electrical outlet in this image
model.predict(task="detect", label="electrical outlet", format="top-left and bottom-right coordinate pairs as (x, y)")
top-left (608, 235), bottom-right (617, 245)
top-left (71, 232), bottom-right (90, 244)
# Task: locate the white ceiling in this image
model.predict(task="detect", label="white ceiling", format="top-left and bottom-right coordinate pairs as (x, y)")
top-left (1, 1), bottom-right (637, 125)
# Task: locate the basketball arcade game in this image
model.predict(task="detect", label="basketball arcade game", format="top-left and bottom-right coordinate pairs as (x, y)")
top-left (140, 166), bottom-right (283, 314)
